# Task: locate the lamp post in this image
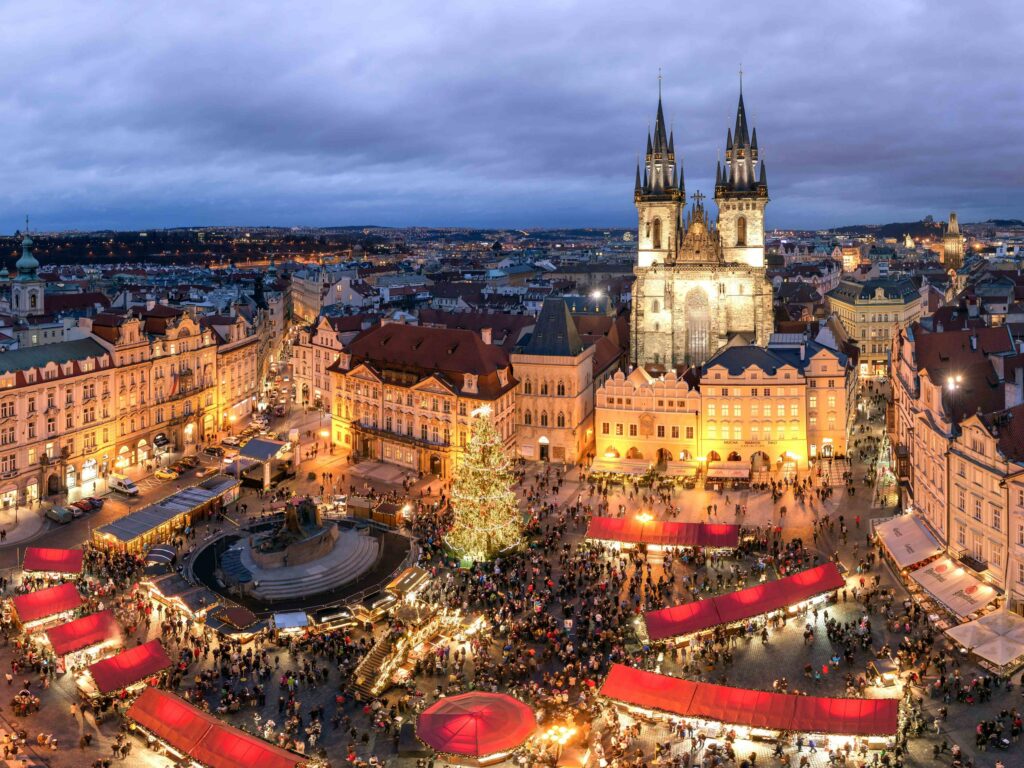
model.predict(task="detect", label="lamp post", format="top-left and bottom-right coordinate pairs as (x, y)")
top-left (947, 374), bottom-right (962, 427)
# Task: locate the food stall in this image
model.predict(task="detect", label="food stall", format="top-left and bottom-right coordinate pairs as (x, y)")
top-left (141, 571), bottom-right (220, 619)
top-left (79, 639), bottom-right (172, 699)
top-left (43, 610), bottom-right (120, 671)
top-left (22, 547), bottom-right (84, 577)
top-left (9, 583), bottom-right (83, 633)
top-left (644, 563), bottom-right (846, 643)
top-left (601, 664), bottom-right (898, 747)
top-left (272, 612), bottom-right (310, 635)
top-left (585, 517), bottom-right (739, 551)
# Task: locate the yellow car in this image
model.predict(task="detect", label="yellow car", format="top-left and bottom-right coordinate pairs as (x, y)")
top-left (154, 468), bottom-right (179, 480)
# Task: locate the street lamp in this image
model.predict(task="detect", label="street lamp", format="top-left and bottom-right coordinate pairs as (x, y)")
top-left (947, 374), bottom-right (962, 425)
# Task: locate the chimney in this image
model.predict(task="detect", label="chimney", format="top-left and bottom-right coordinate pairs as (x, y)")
top-left (970, 334), bottom-right (978, 351)
top-left (800, 343), bottom-right (806, 361)
top-left (145, 299), bottom-right (155, 311)
top-left (481, 327), bottom-right (493, 345)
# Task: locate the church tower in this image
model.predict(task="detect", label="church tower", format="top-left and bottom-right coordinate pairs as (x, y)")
top-left (12, 231), bottom-right (44, 318)
top-left (635, 89), bottom-right (684, 268)
top-left (714, 86), bottom-right (768, 268)
top-left (943, 212), bottom-right (964, 270)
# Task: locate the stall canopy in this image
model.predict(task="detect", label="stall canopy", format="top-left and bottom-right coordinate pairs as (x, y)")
top-left (46, 610), bottom-right (119, 657)
top-left (22, 547), bottom-right (84, 575)
top-left (145, 545), bottom-right (176, 565)
top-left (586, 517), bottom-right (739, 549)
top-left (946, 610), bottom-right (1024, 668)
top-left (874, 514), bottom-right (941, 569)
top-left (600, 665), bottom-right (898, 736)
top-left (272, 612), bottom-right (309, 631)
top-left (910, 557), bottom-right (997, 619)
top-left (645, 563), bottom-right (845, 641)
top-left (88, 639), bottom-right (172, 694)
top-left (417, 692), bottom-right (537, 757)
top-left (706, 463), bottom-right (751, 479)
top-left (11, 582), bottom-right (82, 624)
top-left (127, 688), bottom-right (301, 768)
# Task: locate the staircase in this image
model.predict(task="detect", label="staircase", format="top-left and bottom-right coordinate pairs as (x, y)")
top-left (352, 635), bottom-right (394, 698)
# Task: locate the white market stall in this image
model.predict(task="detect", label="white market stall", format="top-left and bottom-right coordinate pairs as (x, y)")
top-left (909, 557), bottom-right (997, 619)
top-left (874, 514), bottom-right (941, 570)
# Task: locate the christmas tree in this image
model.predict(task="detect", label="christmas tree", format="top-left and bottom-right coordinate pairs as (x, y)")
top-left (446, 406), bottom-right (523, 561)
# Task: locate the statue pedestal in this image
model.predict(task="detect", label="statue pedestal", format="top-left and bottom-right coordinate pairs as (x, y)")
top-left (250, 523), bottom-right (339, 568)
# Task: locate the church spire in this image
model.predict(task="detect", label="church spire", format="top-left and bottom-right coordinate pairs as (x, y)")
top-left (637, 79), bottom-right (682, 199)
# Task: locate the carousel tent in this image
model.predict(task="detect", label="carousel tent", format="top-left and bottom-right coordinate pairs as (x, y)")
top-left (645, 563), bottom-right (845, 641)
top-left (45, 610), bottom-right (119, 657)
top-left (11, 583), bottom-right (82, 624)
top-left (874, 514), bottom-right (941, 569)
top-left (417, 692), bottom-right (537, 757)
top-left (910, 557), bottom-right (997, 618)
top-left (22, 547), bottom-right (84, 575)
top-left (88, 639), bottom-right (172, 695)
top-left (600, 665), bottom-right (898, 737)
top-left (127, 688), bottom-right (301, 768)
top-left (586, 517), bottom-right (739, 548)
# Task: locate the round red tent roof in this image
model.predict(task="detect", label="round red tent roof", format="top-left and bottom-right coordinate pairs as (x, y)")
top-left (417, 692), bottom-right (536, 757)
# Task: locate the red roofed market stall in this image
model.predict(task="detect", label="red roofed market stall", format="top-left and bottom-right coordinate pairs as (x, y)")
top-left (586, 517), bottom-right (739, 549)
top-left (600, 665), bottom-right (898, 738)
top-left (126, 688), bottom-right (302, 768)
top-left (10, 582), bottom-right (82, 629)
top-left (645, 563), bottom-right (846, 641)
top-left (86, 639), bottom-right (172, 696)
top-left (22, 547), bottom-right (84, 575)
top-left (45, 609), bottom-right (119, 658)
top-left (417, 692), bottom-right (537, 758)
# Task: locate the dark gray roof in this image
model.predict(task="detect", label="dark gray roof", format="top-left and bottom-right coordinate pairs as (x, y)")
top-left (239, 438), bottom-right (288, 463)
top-left (96, 476), bottom-right (240, 543)
top-left (827, 278), bottom-right (919, 304)
top-left (521, 298), bottom-right (584, 356)
top-left (0, 338), bottom-right (108, 375)
top-left (703, 346), bottom-right (793, 377)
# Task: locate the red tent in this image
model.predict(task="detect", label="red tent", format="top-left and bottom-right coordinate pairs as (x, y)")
top-left (417, 692), bottom-right (537, 757)
top-left (127, 689), bottom-right (301, 768)
top-left (46, 610), bottom-right (119, 657)
top-left (11, 583), bottom-right (82, 624)
top-left (600, 665), bottom-right (898, 736)
top-left (89, 640), bottom-right (172, 694)
top-left (586, 517), bottom-right (739, 548)
top-left (22, 547), bottom-right (84, 575)
top-left (644, 563), bottom-right (845, 640)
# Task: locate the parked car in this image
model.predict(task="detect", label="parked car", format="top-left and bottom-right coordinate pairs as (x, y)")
top-left (195, 466), bottom-right (217, 478)
top-left (204, 446), bottom-right (225, 457)
top-left (109, 475), bottom-right (140, 495)
top-left (178, 455), bottom-right (199, 468)
top-left (84, 496), bottom-right (105, 509)
top-left (45, 506), bottom-right (74, 524)
top-left (154, 468), bottom-right (179, 481)
top-left (71, 500), bottom-right (94, 515)
top-left (221, 436), bottom-right (240, 447)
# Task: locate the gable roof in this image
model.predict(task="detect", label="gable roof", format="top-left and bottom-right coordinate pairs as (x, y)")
top-left (521, 298), bottom-right (584, 356)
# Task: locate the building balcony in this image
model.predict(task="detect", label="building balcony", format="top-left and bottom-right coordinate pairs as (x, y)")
top-left (353, 422), bottom-right (450, 451)
top-left (954, 548), bottom-right (988, 574)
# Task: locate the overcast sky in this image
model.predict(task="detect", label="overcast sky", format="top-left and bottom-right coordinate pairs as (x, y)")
top-left (1, 1), bottom-right (1021, 232)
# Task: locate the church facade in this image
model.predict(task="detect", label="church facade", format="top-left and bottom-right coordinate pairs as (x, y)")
top-left (630, 89), bottom-right (774, 369)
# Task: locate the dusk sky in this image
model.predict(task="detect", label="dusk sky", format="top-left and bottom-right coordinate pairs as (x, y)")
top-left (2, 1), bottom-right (1022, 232)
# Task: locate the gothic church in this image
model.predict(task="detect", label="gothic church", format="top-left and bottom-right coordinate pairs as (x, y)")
top-left (630, 87), bottom-right (774, 369)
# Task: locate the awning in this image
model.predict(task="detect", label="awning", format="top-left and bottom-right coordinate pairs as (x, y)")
top-left (586, 517), bottom-right (739, 549)
top-left (146, 545), bottom-right (177, 565)
top-left (11, 583), bottom-right (82, 624)
top-left (46, 610), bottom-right (119, 657)
top-left (645, 563), bottom-right (845, 641)
top-left (707, 467), bottom-right (750, 479)
top-left (600, 665), bottom-right (898, 736)
top-left (153, 433), bottom-right (170, 447)
top-left (946, 610), bottom-right (1024, 668)
top-left (386, 565), bottom-right (430, 596)
top-left (874, 514), bottom-right (940, 569)
top-left (664, 462), bottom-right (699, 477)
top-left (88, 639), bottom-right (172, 694)
top-left (127, 688), bottom-right (302, 768)
top-left (272, 612), bottom-right (309, 630)
top-left (238, 438), bottom-right (288, 463)
top-left (910, 557), bottom-right (997, 619)
top-left (22, 547), bottom-right (84, 575)
top-left (589, 457), bottom-right (651, 475)
top-left (416, 692), bottom-right (537, 757)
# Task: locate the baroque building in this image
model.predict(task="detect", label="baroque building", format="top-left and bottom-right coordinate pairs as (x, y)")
top-left (630, 89), bottom-right (774, 369)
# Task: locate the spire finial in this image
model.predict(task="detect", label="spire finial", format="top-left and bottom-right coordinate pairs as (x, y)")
top-left (24, 215), bottom-right (29, 234)
top-left (739, 63), bottom-right (743, 94)
top-left (658, 67), bottom-right (662, 98)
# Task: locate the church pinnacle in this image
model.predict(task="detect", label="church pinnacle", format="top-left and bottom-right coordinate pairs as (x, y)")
top-left (636, 79), bottom-right (683, 200)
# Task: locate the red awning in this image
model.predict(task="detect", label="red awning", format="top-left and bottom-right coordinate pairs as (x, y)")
top-left (645, 563), bottom-right (845, 641)
top-left (417, 692), bottom-right (537, 757)
top-left (88, 639), bottom-right (171, 694)
top-left (600, 665), bottom-right (898, 736)
top-left (23, 547), bottom-right (84, 575)
top-left (586, 517), bottom-right (739, 548)
top-left (127, 689), bottom-right (301, 768)
top-left (46, 610), bottom-right (119, 657)
top-left (11, 583), bottom-right (82, 624)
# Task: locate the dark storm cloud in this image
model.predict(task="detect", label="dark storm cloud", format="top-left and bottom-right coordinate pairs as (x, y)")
top-left (0, 0), bottom-right (1021, 231)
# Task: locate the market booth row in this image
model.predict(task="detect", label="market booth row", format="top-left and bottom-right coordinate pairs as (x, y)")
top-left (22, 547), bottom-right (84, 577)
top-left (601, 665), bottom-right (899, 744)
top-left (644, 563), bottom-right (846, 642)
top-left (9, 582), bottom-right (83, 632)
top-left (44, 609), bottom-right (120, 669)
top-left (80, 639), bottom-right (173, 699)
top-left (586, 517), bottom-right (739, 550)
top-left (126, 687), bottom-right (303, 768)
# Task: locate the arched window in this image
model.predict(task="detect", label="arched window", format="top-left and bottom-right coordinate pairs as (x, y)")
top-left (556, 412), bottom-right (565, 428)
top-left (556, 382), bottom-right (565, 396)
top-left (524, 410), bottom-right (532, 425)
top-left (652, 218), bottom-right (662, 249)
top-left (736, 216), bottom-right (747, 246)
top-left (540, 381), bottom-right (549, 395)
top-left (523, 380), bottom-right (532, 394)
top-left (651, 299), bottom-right (660, 313)
top-left (540, 412), bottom-right (549, 427)
top-left (29, 293), bottom-right (37, 309)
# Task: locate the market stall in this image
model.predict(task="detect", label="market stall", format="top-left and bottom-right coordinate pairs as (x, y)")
top-left (909, 557), bottom-right (997, 619)
top-left (387, 565), bottom-right (431, 601)
top-left (10, 582), bottom-right (83, 631)
top-left (22, 547), bottom-right (84, 576)
top-left (644, 563), bottom-right (846, 641)
top-left (873, 514), bottom-right (941, 570)
top-left (417, 691), bottom-right (537, 763)
top-left (127, 688), bottom-right (302, 768)
top-left (141, 571), bottom-right (220, 619)
top-left (946, 609), bottom-right (1024, 671)
top-left (272, 612), bottom-right (309, 635)
top-left (585, 517), bottom-right (739, 549)
top-left (84, 639), bottom-right (172, 696)
top-left (44, 610), bottom-right (120, 665)
top-left (600, 664), bottom-right (898, 739)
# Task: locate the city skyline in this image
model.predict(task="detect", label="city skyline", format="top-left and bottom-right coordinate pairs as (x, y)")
top-left (1, 1), bottom-right (1022, 232)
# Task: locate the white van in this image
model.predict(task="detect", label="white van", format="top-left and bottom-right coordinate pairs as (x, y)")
top-left (109, 475), bottom-right (140, 496)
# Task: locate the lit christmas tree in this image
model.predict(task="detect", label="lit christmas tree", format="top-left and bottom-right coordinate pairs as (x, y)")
top-left (447, 406), bottom-right (523, 561)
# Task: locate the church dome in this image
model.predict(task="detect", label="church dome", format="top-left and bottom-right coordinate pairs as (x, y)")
top-left (15, 234), bottom-right (39, 279)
